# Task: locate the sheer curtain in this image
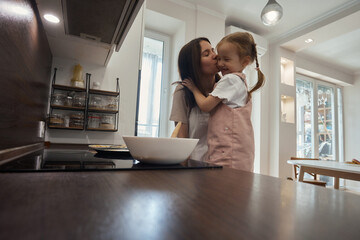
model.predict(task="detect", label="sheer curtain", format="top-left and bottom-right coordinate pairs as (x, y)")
top-left (137, 52), bottom-right (162, 137)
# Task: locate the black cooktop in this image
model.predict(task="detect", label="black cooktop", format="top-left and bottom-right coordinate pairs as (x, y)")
top-left (0, 149), bottom-right (222, 172)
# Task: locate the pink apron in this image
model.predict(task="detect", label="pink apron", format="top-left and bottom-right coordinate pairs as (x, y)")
top-left (206, 77), bottom-right (254, 171)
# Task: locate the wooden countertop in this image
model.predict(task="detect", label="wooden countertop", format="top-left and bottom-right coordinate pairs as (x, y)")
top-left (0, 167), bottom-right (359, 239)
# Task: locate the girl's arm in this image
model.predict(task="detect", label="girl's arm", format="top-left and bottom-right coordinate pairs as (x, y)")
top-left (182, 79), bottom-right (221, 113)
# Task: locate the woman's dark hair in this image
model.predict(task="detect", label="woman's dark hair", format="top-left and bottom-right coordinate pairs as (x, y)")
top-left (177, 37), bottom-right (220, 109)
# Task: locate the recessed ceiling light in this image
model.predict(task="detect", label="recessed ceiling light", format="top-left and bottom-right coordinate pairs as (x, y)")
top-left (44, 14), bottom-right (60, 23)
top-left (305, 38), bottom-right (313, 43)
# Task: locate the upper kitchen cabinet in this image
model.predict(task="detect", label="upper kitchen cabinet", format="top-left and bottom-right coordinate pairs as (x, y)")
top-left (37, 0), bottom-right (144, 66)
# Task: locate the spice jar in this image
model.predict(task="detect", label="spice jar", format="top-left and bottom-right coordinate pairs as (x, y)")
top-left (51, 93), bottom-right (65, 106)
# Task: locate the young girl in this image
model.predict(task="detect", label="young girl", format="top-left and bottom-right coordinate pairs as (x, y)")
top-left (182, 32), bottom-right (265, 171)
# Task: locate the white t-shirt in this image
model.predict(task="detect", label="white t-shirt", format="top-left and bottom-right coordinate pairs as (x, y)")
top-left (210, 73), bottom-right (248, 108)
top-left (169, 85), bottom-right (209, 161)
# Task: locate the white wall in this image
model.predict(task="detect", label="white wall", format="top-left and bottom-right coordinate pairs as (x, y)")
top-left (343, 74), bottom-right (360, 190)
top-left (146, 0), bottom-right (225, 44)
top-left (146, 0), bottom-right (196, 42)
top-left (266, 45), bottom-right (297, 179)
top-left (296, 56), bottom-right (354, 86)
top-left (195, 6), bottom-right (225, 45)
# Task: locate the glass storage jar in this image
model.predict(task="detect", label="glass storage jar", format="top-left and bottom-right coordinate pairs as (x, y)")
top-left (100, 115), bottom-right (115, 129)
top-left (104, 96), bottom-right (118, 110)
top-left (49, 113), bottom-right (64, 127)
top-left (64, 96), bottom-right (73, 107)
top-left (51, 93), bottom-right (66, 106)
top-left (88, 114), bottom-right (100, 129)
top-left (73, 93), bottom-right (86, 107)
top-left (69, 112), bottom-right (84, 128)
top-left (89, 95), bottom-right (103, 109)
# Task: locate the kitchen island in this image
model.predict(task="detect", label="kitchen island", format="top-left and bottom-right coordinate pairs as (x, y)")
top-left (0, 160), bottom-right (359, 240)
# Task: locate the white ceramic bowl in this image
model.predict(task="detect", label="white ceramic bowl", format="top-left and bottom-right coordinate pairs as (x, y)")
top-left (122, 136), bottom-right (199, 164)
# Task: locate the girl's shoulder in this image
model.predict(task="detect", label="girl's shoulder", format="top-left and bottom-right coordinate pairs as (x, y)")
top-left (218, 73), bottom-right (245, 86)
top-left (221, 73), bottom-right (244, 80)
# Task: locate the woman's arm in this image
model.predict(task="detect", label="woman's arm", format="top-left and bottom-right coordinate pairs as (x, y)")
top-left (176, 122), bottom-right (189, 138)
top-left (169, 85), bottom-right (190, 137)
top-left (182, 79), bottom-right (221, 113)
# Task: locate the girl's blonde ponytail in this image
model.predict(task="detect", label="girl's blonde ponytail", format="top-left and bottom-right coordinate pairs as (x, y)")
top-left (248, 44), bottom-right (265, 99)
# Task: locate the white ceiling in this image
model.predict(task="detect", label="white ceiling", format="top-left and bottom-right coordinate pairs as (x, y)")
top-left (179, 0), bottom-right (360, 76)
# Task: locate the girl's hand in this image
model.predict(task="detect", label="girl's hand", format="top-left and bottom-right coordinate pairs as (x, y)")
top-left (182, 78), bottom-right (197, 92)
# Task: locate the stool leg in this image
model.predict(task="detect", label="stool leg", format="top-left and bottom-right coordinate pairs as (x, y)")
top-left (334, 177), bottom-right (339, 189)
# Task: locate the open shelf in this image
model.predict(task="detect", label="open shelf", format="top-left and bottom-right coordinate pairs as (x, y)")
top-left (280, 57), bottom-right (294, 86)
top-left (86, 128), bottom-right (118, 132)
top-left (281, 95), bottom-right (295, 123)
top-left (50, 105), bottom-right (86, 111)
top-left (89, 89), bottom-right (119, 96)
top-left (48, 68), bottom-right (120, 132)
top-left (48, 125), bottom-right (84, 130)
top-left (53, 84), bottom-right (86, 92)
top-left (87, 108), bottom-right (118, 114)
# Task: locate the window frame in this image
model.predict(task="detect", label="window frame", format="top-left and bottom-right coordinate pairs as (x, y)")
top-left (296, 73), bottom-right (344, 162)
top-left (135, 29), bottom-right (171, 137)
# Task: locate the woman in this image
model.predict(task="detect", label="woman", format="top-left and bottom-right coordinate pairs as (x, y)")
top-left (170, 37), bottom-right (220, 161)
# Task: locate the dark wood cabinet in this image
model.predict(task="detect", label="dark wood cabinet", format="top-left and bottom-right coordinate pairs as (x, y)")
top-left (62, 0), bottom-right (144, 51)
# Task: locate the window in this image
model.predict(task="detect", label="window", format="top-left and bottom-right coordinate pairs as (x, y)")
top-left (296, 79), bottom-right (313, 158)
top-left (135, 31), bottom-right (170, 137)
top-left (296, 74), bottom-right (344, 186)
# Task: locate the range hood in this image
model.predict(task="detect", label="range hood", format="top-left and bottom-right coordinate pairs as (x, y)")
top-left (62, 0), bottom-right (143, 52)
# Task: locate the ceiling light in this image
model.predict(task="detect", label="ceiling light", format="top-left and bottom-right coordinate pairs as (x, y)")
top-left (261, 0), bottom-right (283, 26)
top-left (305, 38), bottom-right (313, 43)
top-left (44, 14), bottom-right (60, 23)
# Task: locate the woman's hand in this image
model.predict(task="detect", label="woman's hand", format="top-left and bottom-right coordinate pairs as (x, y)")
top-left (182, 78), bottom-right (197, 92)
